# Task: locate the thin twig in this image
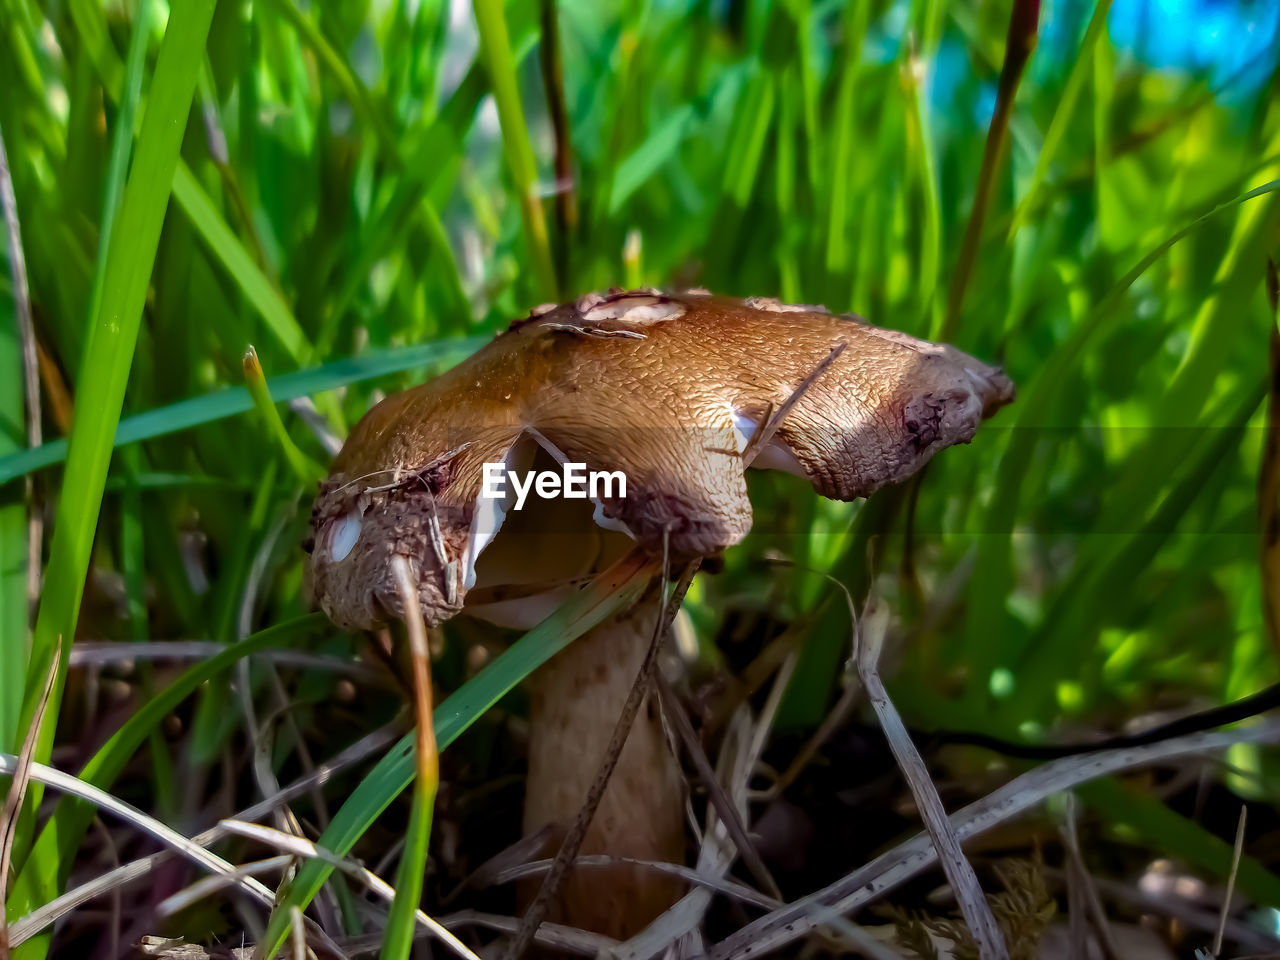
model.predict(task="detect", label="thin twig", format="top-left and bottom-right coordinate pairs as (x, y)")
top-left (89, 816), bottom-right (124, 960)
top-left (612, 658), bottom-right (797, 960)
top-left (1043, 868), bottom-right (1280, 955)
top-left (654, 671), bottom-right (783, 901)
top-left (761, 675), bottom-right (860, 801)
top-left (490, 854), bottom-right (781, 910)
top-left (0, 122), bottom-right (42, 610)
top-left (709, 720), bottom-right (1280, 960)
top-left (158, 856), bottom-right (296, 916)
top-left (855, 597), bottom-right (1009, 960)
top-left (505, 545), bottom-right (701, 960)
top-left (1059, 794), bottom-right (1120, 960)
top-left (325, 913), bottom-right (615, 959)
top-left (67, 642), bottom-right (386, 682)
top-left (1213, 805), bottom-right (1248, 956)
top-left (0, 636), bottom-right (60, 953)
top-left (442, 910), bottom-right (618, 956)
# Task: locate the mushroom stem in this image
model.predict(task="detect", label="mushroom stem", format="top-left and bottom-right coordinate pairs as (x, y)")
top-left (522, 589), bottom-right (686, 939)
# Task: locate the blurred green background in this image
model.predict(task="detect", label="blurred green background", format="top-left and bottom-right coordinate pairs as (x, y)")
top-left (2, 0), bottom-right (1280, 954)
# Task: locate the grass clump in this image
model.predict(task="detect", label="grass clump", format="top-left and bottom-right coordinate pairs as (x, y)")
top-left (1, 0), bottom-right (1279, 956)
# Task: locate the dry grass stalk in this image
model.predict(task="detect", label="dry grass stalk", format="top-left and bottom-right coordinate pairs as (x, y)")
top-left (855, 598), bottom-right (1008, 960)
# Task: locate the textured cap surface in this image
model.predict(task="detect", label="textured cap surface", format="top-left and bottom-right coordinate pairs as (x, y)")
top-left (305, 291), bottom-right (1015, 628)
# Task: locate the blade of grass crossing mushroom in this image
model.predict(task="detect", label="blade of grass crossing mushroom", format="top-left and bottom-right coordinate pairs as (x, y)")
top-left (504, 546), bottom-right (701, 960)
top-left (381, 555), bottom-right (441, 960)
top-left (856, 597), bottom-right (1009, 960)
top-left (259, 549), bottom-right (656, 957)
top-left (9, 0), bottom-right (217, 909)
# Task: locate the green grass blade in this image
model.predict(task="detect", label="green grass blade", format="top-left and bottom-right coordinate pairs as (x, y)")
top-left (823, 0), bottom-right (870, 283)
top-left (1079, 777), bottom-right (1280, 907)
top-left (0, 231), bottom-right (23, 748)
top-left (85, 0), bottom-right (150, 327)
top-left (172, 163), bottom-right (313, 363)
top-left (65, 0), bottom-right (124, 93)
top-left (1008, 0), bottom-right (1113, 235)
top-left (10, 0), bottom-right (216, 862)
top-left (609, 105), bottom-right (696, 215)
top-left (260, 0), bottom-right (400, 159)
top-left (471, 0), bottom-right (557, 300)
top-left (242, 345), bottom-right (321, 483)
top-left (379, 776), bottom-right (436, 960)
top-left (0, 337), bottom-right (483, 484)
top-left (962, 179), bottom-right (1280, 699)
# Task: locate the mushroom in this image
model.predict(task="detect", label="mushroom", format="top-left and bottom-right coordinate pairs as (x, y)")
top-left (304, 290), bottom-right (1014, 939)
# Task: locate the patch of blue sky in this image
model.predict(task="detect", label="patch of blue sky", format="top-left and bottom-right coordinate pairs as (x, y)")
top-left (920, 0), bottom-right (1277, 130)
top-left (1107, 0), bottom-right (1279, 94)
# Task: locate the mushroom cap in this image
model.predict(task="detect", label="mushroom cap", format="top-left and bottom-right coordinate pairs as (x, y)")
top-left (305, 291), bottom-right (1014, 629)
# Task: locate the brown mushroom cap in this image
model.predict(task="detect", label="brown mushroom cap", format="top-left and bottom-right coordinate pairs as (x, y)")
top-left (306, 290), bottom-right (1014, 629)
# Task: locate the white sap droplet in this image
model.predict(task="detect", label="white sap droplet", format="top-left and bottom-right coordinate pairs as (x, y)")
top-left (328, 510), bottom-right (362, 562)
